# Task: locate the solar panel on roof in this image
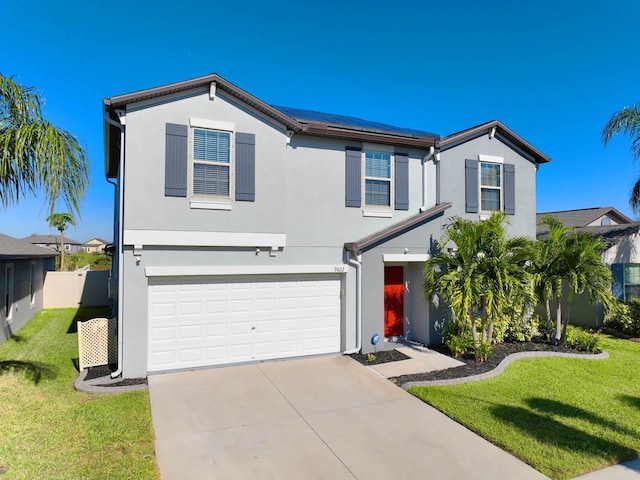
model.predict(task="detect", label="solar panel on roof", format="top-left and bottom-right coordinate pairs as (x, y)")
top-left (273, 106), bottom-right (439, 139)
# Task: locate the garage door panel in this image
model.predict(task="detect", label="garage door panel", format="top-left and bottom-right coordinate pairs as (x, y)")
top-left (148, 274), bottom-right (341, 372)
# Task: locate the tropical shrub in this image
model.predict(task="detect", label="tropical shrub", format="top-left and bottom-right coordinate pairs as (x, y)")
top-left (442, 319), bottom-right (473, 357)
top-left (473, 341), bottom-right (493, 362)
top-left (564, 327), bottom-right (601, 353)
top-left (605, 299), bottom-right (640, 336)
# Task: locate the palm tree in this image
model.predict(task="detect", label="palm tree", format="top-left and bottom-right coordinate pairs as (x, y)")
top-left (533, 216), bottom-right (569, 343)
top-left (47, 213), bottom-right (75, 271)
top-left (0, 74), bottom-right (89, 218)
top-left (602, 103), bottom-right (640, 211)
top-left (534, 216), bottom-right (616, 343)
top-left (424, 212), bottom-right (535, 349)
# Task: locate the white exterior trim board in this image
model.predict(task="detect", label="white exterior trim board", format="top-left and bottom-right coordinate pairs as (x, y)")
top-left (145, 264), bottom-right (348, 277)
top-left (383, 254), bottom-right (430, 263)
top-left (123, 230), bottom-right (286, 248)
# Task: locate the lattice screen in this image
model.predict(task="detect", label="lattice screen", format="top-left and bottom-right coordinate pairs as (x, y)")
top-left (77, 317), bottom-right (117, 371)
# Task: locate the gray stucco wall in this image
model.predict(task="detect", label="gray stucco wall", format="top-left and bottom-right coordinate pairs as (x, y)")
top-left (0, 258), bottom-right (47, 343)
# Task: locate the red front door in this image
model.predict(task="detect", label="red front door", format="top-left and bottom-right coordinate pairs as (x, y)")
top-left (384, 266), bottom-right (404, 337)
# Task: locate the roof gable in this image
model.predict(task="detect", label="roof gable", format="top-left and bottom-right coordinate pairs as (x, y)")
top-left (537, 207), bottom-right (633, 229)
top-left (440, 120), bottom-right (551, 165)
top-left (345, 203), bottom-right (451, 255)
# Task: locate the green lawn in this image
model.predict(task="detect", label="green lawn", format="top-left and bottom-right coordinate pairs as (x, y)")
top-left (0, 308), bottom-right (158, 480)
top-left (408, 335), bottom-right (640, 480)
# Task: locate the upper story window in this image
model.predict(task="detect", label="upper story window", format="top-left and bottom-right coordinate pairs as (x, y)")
top-left (365, 151), bottom-right (392, 207)
top-left (465, 156), bottom-right (515, 215)
top-left (480, 162), bottom-right (501, 211)
top-left (193, 129), bottom-right (232, 197)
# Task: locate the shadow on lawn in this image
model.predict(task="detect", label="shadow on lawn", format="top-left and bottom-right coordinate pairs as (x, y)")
top-left (526, 398), bottom-right (637, 436)
top-left (491, 404), bottom-right (636, 462)
top-left (67, 306), bottom-right (111, 334)
top-left (618, 394), bottom-right (640, 412)
top-left (0, 360), bottom-right (57, 384)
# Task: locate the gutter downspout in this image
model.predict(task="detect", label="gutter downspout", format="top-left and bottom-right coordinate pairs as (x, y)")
top-left (104, 112), bottom-right (125, 379)
top-left (343, 251), bottom-right (362, 354)
top-left (420, 146), bottom-right (435, 212)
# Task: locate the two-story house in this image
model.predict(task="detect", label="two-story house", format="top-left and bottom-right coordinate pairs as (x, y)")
top-left (103, 73), bottom-right (550, 378)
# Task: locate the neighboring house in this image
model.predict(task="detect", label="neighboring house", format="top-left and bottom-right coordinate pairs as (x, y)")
top-left (0, 233), bottom-right (56, 344)
top-left (83, 238), bottom-right (110, 253)
top-left (537, 207), bottom-right (640, 326)
top-left (103, 73), bottom-right (550, 378)
top-left (22, 234), bottom-right (84, 254)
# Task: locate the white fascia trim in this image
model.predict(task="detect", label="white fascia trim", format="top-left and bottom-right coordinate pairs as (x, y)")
top-left (123, 230), bottom-right (286, 248)
top-left (478, 154), bottom-right (504, 164)
top-left (363, 209), bottom-right (393, 218)
top-left (383, 254), bottom-right (430, 263)
top-left (189, 200), bottom-right (232, 210)
top-left (145, 264), bottom-right (348, 277)
top-left (190, 117), bottom-right (235, 132)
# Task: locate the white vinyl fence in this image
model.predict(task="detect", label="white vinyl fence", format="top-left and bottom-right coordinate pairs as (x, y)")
top-left (43, 267), bottom-right (109, 308)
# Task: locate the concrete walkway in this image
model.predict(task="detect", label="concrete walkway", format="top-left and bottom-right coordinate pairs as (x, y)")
top-left (149, 355), bottom-right (547, 480)
top-left (368, 344), bottom-right (464, 378)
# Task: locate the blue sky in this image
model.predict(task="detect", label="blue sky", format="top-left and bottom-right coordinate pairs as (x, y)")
top-left (2, 0), bottom-right (640, 242)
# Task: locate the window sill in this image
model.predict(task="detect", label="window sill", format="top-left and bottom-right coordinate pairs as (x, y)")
top-left (362, 209), bottom-right (392, 218)
top-left (190, 200), bottom-right (232, 211)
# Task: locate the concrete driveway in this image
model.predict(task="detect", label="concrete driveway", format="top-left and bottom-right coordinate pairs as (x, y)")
top-left (148, 355), bottom-right (548, 480)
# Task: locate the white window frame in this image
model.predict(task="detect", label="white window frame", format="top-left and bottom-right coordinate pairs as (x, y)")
top-left (362, 144), bottom-right (394, 217)
top-left (29, 261), bottom-right (36, 306)
top-left (623, 263), bottom-right (640, 302)
top-left (5, 263), bottom-right (14, 322)
top-left (478, 154), bottom-right (503, 214)
top-left (189, 118), bottom-right (235, 210)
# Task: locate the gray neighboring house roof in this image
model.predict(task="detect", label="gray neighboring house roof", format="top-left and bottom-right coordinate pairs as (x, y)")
top-left (537, 207), bottom-right (633, 229)
top-left (536, 221), bottom-right (640, 249)
top-left (0, 233), bottom-right (56, 259)
top-left (440, 120), bottom-right (551, 165)
top-left (22, 234), bottom-right (83, 246)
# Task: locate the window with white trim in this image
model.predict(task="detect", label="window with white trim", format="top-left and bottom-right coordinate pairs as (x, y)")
top-left (5, 263), bottom-right (13, 321)
top-left (365, 151), bottom-right (392, 207)
top-left (30, 261), bottom-right (36, 305)
top-left (480, 162), bottom-right (501, 211)
top-left (192, 128), bottom-right (232, 197)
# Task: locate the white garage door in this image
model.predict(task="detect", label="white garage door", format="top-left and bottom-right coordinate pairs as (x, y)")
top-left (147, 274), bottom-right (341, 372)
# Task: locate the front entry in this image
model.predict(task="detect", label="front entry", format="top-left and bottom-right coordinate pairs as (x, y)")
top-left (384, 266), bottom-right (404, 337)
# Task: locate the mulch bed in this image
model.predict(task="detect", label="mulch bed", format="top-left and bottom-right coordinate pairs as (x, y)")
top-left (349, 349), bottom-right (411, 365)
top-left (391, 341), bottom-right (599, 384)
top-left (83, 364), bottom-right (147, 387)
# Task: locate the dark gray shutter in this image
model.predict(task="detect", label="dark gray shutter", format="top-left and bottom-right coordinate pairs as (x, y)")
top-left (504, 163), bottom-right (515, 215)
top-left (165, 123), bottom-right (188, 197)
top-left (465, 159), bottom-right (479, 213)
top-left (235, 132), bottom-right (255, 201)
top-left (611, 263), bottom-right (624, 300)
top-left (345, 147), bottom-right (361, 207)
top-left (394, 152), bottom-right (409, 210)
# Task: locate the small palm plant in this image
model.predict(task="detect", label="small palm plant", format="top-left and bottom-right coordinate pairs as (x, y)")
top-left (47, 212), bottom-right (75, 271)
